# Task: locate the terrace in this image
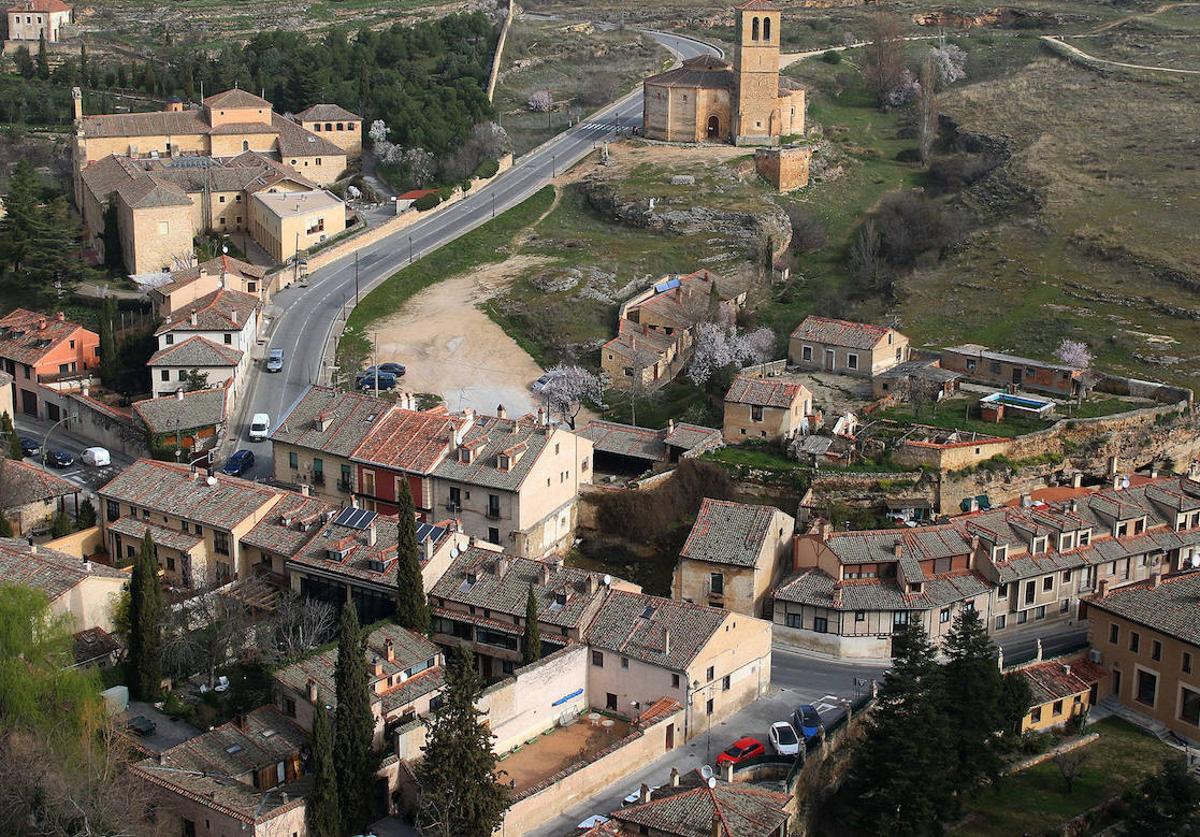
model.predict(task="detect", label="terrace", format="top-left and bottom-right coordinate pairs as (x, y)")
top-left (496, 711), bottom-right (631, 794)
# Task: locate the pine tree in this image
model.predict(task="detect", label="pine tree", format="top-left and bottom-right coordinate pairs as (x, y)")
top-left (128, 531), bottom-right (164, 700)
top-left (36, 32), bottom-right (49, 80)
top-left (77, 497), bottom-right (97, 529)
top-left (522, 584), bottom-right (541, 666)
top-left (837, 620), bottom-right (954, 835)
top-left (1125, 757), bottom-right (1200, 836)
top-left (2, 411), bottom-right (21, 460)
top-left (0, 159), bottom-right (41, 273)
top-left (49, 509), bottom-right (74, 538)
top-left (942, 608), bottom-right (1007, 796)
top-left (307, 703), bottom-right (341, 837)
top-left (393, 479), bottom-right (429, 633)
top-left (333, 604), bottom-right (374, 835)
top-left (416, 646), bottom-right (510, 837)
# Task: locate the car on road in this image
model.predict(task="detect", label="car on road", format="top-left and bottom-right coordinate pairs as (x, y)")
top-left (220, 449), bottom-right (256, 476)
top-left (19, 436), bottom-right (40, 458)
top-left (792, 704), bottom-right (823, 741)
top-left (265, 348), bottom-right (285, 373)
top-left (715, 736), bottom-right (765, 767)
top-left (45, 449), bottom-right (74, 468)
top-left (358, 371), bottom-right (397, 391)
top-left (768, 721), bottom-right (801, 757)
top-left (248, 413), bottom-right (271, 441)
top-left (81, 447), bottom-right (111, 467)
top-left (126, 715), bottom-right (157, 737)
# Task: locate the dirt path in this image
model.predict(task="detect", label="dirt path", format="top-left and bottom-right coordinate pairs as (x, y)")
top-left (1082, 2), bottom-right (1200, 36)
top-left (1042, 35), bottom-right (1200, 75)
top-left (372, 255), bottom-right (553, 416)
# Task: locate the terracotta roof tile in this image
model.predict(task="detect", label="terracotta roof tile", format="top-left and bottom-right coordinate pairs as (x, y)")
top-left (680, 498), bottom-right (783, 568)
top-left (98, 459), bottom-right (280, 530)
top-left (0, 457), bottom-right (77, 508)
top-left (0, 537), bottom-right (126, 601)
top-left (147, 335), bottom-right (243, 368)
top-left (790, 315), bottom-right (894, 350)
top-left (586, 590), bottom-right (727, 670)
top-left (724, 373), bottom-right (810, 409)
top-left (0, 308), bottom-right (95, 367)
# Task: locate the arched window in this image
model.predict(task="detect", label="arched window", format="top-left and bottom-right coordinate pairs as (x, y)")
top-left (763, 17), bottom-right (771, 41)
top-left (751, 17), bottom-right (759, 41)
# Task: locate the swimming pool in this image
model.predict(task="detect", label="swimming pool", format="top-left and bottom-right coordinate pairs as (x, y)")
top-left (980, 391), bottom-right (1055, 417)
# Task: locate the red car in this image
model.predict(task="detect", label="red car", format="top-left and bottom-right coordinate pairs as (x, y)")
top-left (715, 736), bottom-right (765, 766)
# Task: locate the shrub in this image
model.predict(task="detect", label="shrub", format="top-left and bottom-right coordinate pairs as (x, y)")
top-left (413, 193), bottom-right (441, 211)
top-left (474, 158), bottom-right (500, 180)
top-left (1020, 731), bottom-right (1053, 755)
top-left (872, 190), bottom-right (964, 269)
top-left (926, 155), bottom-right (1000, 193)
top-left (822, 50), bottom-right (843, 64)
top-left (784, 205), bottom-right (828, 253)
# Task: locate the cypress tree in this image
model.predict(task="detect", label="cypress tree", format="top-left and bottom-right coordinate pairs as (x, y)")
top-left (836, 620), bottom-right (953, 835)
top-left (416, 646), bottom-right (510, 837)
top-left (36, 32), bottom-right (48, 80)
top-left (942, 608), bottom-right (1006, 796)
top-left (333, 604), bottom-right (374, 834)
top-left (393, 479), bottom-right (429, 633)
top-left (307, 703), bottom-right (341, 837)
top-left (98, 295), bottom-right (119, 387)
top-left (101, 202), bottom-right (125, 275)
top-left (2, 411), bottom-right (22, 460)
top-left (521, 584), bottom-right (541, 665)
top-left (128, 531), bottom-right (164, 700)
top-left (77, 497), bottom-right (97, 529)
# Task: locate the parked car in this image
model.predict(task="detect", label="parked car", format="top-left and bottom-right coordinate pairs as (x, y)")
top-left (81, 447), bottom-right (111, 467)
top-left (19, 436), bottom-right (40, 458)
top-left (358, 372), bottom-right (397, 391)
top-left (531, 373), bottom-right (550, 393)
top-left (221, 449), bottom-right (256, 476)
top-left (248, 413), bottom-right (271, 441)
top-left (792, 704), bottom-right (823, 741)
top-left (378, 362), bottom-right (406, 377)
top-left (768, 721), bottom-right (801, 756)
top-left (126, 715), bottom-right (157, 736)
top-left (715, 736), bottom-right (765, 766)
top-left (266, 348), bottom-right (284, 373)
top-left (45, 449), bottom-right (74, 468)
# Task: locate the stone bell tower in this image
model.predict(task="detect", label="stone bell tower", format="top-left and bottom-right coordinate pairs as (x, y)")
top-left (732, 0), bottom-right (782, 146)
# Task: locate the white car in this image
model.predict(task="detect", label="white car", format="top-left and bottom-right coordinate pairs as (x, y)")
top-left (81, 447), bottom-right (111, 467)
top-left (768, 721), bottom-right (801, 757)
top-left (248, 413), bottom-right (271, 441)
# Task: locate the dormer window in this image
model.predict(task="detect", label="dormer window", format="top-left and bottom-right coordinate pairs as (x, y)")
top-left (1078, 529), bottom-right (1091, 546)
top-left (992, 544), bottom-right (1008, 562)
top-left (460, 448), bottom-right (472, 464)
top-left (909, 582), bottom-right (922, 594)
top-left (1059, 533), bottom-right (1075, 552)
top-left (466, 572), bottom-right (477, 585)
top-left (1032, 537), bottom-right (1048, 555)
top-left (497, 454), bottom-right (510, 471)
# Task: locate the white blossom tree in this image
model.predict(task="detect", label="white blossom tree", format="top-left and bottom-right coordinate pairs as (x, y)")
top-left (528, 89), bottom-right (553, 112)
top-left (1055, 339), bottom-right (1093, 370)
top-left (930, 44), bottom-right (967, 86)
top-left (368, 119), bottom-right (389, 145)
top-left (686, 323), bottom-right (777, 387)
top-left (885, 68), bottom-right (921, 107)
top-left (537, 364), bottom-right (604, 429)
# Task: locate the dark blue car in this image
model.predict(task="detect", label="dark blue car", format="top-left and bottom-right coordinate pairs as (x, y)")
top-left (792, 704), bottom-right (823, 741)
top-left (220, 449), bottom-right (256, 476)
top-left (19, 436), bottom-right (41, 458)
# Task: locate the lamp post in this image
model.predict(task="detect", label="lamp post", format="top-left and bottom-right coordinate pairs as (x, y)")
top-left (41, 412), bottom-right (76, 470)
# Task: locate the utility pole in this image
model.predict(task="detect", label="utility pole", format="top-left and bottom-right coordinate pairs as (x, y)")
top-left (491, 192), bottom-right (495, 219)
top-left (354, 251), bottom-right (360, 305)
top-left (373, 332), bottom-right (379, 399)
top-left (408, 235), bottom-right (413, 264)
top-left (292, 231), bottom-right (300, 286)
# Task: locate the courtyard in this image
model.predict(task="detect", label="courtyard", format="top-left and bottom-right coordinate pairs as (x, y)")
top-left (496, 712), bottom-right (631, 793)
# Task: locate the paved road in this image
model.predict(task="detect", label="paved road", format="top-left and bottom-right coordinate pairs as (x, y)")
top-left (231, 31), bottom-right (721, 480)
top-left (13, 414), bottom-right (137, 499)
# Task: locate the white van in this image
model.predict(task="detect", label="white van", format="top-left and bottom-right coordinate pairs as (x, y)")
top-left (81, 447), bottom-right (111, 467)
top-left (248, 413), bottom-right (271, 441)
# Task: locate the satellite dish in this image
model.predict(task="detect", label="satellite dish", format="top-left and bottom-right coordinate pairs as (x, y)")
top-left (1122, 475), bottom-right (1131, 489)
top-left (206, 476), bottom-right (217, 486)
top-left (450, 547), bottom-right (460, 559)
top-left (603, 574), bottom-right (612, 586)
top-left (700, 765), bottom-right (713, 781)
top-left (707, 776), bottom-right (718, 789)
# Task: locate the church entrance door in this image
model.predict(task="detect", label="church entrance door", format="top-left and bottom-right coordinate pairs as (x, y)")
top-left (706, 115), bottom-right (720, 139)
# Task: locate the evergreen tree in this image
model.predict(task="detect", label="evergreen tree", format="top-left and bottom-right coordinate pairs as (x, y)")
top-left (49, 509), bottom-right (74, 538)
top-left (0, 159), bottom-right (41, 273)
top-left (13, 46), bottom-right (34, 79)
top-left (1125, 757), bottom-right (1200, 836)
top-left (307, 703), bottom-right (341, 837)
top-left (36, 32), bottom-right (49, 80)
top-left (98, 295), bottom-right (119, 387)
top-left (416, 646), bottom-right (510, 837)
top-left (79, 43), bottom-right (87, 84)
top-left (0, 513), bottom-right (12, 537)
top-left (102, 200), bottom-right (125, 275)
top-left (521, 584), bottom-right (541, 665)
top-left (77, 497), bottom-right (97, 529)
top-left (333, 604), bottom-right (374, 835)
top-left (128, 531), bottom-right (164, 700)
top-left (942, 608), bottom-right (1007, 796)
top-left (837, 621), bottom-right (953, 835)
top-left (2, 411), bottom-right (21, 460)
top-left (393, 479), bottom-right (429, 633)
top-left (998, 670), bottom-right (1034, 735)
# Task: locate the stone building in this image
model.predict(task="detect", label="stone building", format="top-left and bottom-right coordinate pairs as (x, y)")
top-left (642, 0), bottom-right (805, 145)
top-left (5, 0), bottom-right (71, 45)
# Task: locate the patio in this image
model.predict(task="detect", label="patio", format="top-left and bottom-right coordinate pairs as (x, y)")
top-left (496, 712), bottom-right (631, 793)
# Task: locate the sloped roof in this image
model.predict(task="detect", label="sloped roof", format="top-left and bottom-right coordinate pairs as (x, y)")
top-left (120, 176), bottom-right (191, 209)
top-left (1019, 656), bottom-right (1107, 706)
top-left (80, 109), bottom-right (209, 140)
top-left (240, 492), bottom-right (338, 558)
top-left (579, 419), bottom-right (666, 461)
top-left (98, 459), bottom-right (281, 530)
top-left (295, 104), bottom-right (362, 122)
top-left (155, 287), bottom-right (260, 335)
top-left (645, 59), bottom-right (734, 90)
top-left (203, 88), bottom-right (272, 110)
top-left (147, 335), bottom-right (243, 368)
top-left (613, 779), bottom-right (790, 837)
top-left (352, 407), bottom-right (456, 474)
top-left (272, 387), bottom-right (392, 458)
top-left (586, 590), bottom-right (727, 671)
top-left (603, 318), bottom-right (677, 361)
top-left (431, 415), bottom-right (555, 492)
top-left (790, 315), bottom-right (894, 350)
top-left (272, 113), bottom-right (344, 157)
top-left (0, 538), bottom-right (126, 601)
top-left (0, 457), bottom-right (77, 509)
top-left (0, 308), bottom-right (94, 366)
top-left (9, 0), bottom-right (73, 12)
top-left (735, 0), bottom-right (779, 9)
top-left (1086, 570), bottom-right (1200, 647)
top-left (680, 498), bottom-right (784, 568)
top-left (724, 373), bottom-right (810, 409)
top-left (133, 386), bottom-right (229, 434)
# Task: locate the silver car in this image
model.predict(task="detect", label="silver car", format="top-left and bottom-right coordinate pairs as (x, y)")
top-left (266, 348), bottom-right (284, 373)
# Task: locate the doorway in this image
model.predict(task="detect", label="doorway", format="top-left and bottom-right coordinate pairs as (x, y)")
top-left (706, 115), bottom-right (720, 139)
top-left (665, 723), bottom-right (675, 750)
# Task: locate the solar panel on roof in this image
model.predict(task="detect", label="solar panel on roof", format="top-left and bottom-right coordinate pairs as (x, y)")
top-left (653, 277), bottom-right (681, 294)
top-left (334, 507), bottom-right (377, 530)
top-left (415, 523), bottom-right (447, 544)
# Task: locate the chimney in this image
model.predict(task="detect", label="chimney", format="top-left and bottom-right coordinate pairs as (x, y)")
top-left (1020, 493), bottom-right (1032, 508)
top-left (234, 713), bottom-right (247, 731)
top-left (231, 309), bottom-right (238, 326)
top-left (316, 412), bottom-right (332, 432)
top-left (372, 656), bottom-right (383, 677)
top-left (1108, 455), bottom-right (1120, 477)
top-left (1069, 499), bottom-right (1078, 514)
top-left (892, 541), bottom-right (903, 558)
top-left (1072, 472), bottom-right (1083, 489)
top-left (1190, 461), bottom-right (1200, 480)
top-left (446, 421), bottom-right (458, 453)
top-left (1151, 467), bottom-right (1159, 480)
top-left (537, 407), bottom-right (546, 426)
top-left (587, 574), bottom-right (598, 594)
top-left (36, 316), bottom-right (47, 330)
top-left (670, 767), bottom-right (680, 787)
top-left (306, 679), bottom-right (318, 703)
top-left (71, 86), bottom-right (82, 122)
top-left (55, 312), bottom-right (65, 322)
top-left (639, 783), bottom-right (651, 804)
top-left (82, 557), bottom-right (92, 572)
top-left (1151, 571), bottom-right (1162, 588)
top-left (662, 627), bottom-right (671, 655)
top-left (189, 311), bottom-right (198, 326)
top-left (1061, 663), bottom-right (1072, 677)
top-left (175, 388), bottom-right (185, 401)
top-left (495, 556), bottom-right (510, 577)
top-left (496, 404), bottom-right (506, 419)
top-left (667, 418), bottom-right (675, 434)
top-left (720, 760), bottom-right (733, 783)
top-left (1098, 578), bottom-right (1111, 598)
top-left (711, 813), bottom-right (725, 837)
top-left (540, 563), bottom-right (551, 585)
top-left (299, 483), bottom-right (310, 497)
top-left (367, 522), bottom-right (377, 547)
top-left (1113, 474), bottom-right (1123, 491)
top-left (385, 638), bottom-right (395, 662)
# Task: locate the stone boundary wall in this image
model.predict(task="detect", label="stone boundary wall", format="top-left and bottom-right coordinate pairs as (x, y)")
top-left (1004, 732), bottom-right (1099, 775)
top-left (773, 624), bottom-right (891, 659)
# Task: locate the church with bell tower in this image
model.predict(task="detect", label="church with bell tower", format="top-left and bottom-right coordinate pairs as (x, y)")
top-left (641, 0), bottom-right (805, 146)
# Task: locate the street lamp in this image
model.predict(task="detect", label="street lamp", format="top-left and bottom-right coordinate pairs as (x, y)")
top-left (41, 412), bottom-right (77, 470)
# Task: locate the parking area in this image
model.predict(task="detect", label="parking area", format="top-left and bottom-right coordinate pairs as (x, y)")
top-left (123, 700), bottom-right (203, 755)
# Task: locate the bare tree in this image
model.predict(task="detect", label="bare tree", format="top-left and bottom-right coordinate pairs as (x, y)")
top-left (917, 54), bottom-right (937, 166)
top-left (161, 579), bottom-right (267, 689)
top-left (1054, 749), bottom-right (1089, 794)
top-left (538, 364), bottom-right (605, 429)
top-left (1055, 339), bottom-right (1093, 370)
top-left (686, 323), bottom-right (776, 387)
top-left (930, 44), bottom-right (967, 86)
top-left (863, 12), bottom-right (905, 108)
top-left (263, 591), bottom-right (337, 663)
top-left (527, 89), bottom-right (553, 112)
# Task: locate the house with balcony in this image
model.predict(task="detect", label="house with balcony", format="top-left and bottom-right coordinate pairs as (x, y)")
top-left (149, 287), bottom-right (260, 400)
top-left (274, 622), bottom-right (444, 747)
top-left (674, 498), bottom-right (795, 617)
top-left (270, 386), bottom-right (391, 502)
top-left (0, 309), bottom-right (99, 418)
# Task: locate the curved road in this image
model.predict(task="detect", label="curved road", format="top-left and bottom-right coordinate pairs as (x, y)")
top-left (236, 31), bottom-right (721, 479)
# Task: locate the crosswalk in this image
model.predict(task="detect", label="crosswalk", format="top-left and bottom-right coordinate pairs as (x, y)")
top-left (576, 120), bottom-right (629, 131)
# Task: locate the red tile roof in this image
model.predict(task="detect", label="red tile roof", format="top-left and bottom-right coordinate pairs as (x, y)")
top-left (724, 373), bottom-right (810, 409)
top-left (9, 0), bottom-right (72, 12)
top-left (352, 408), bottom-right (457, 474)
top-left (0, 309), bottom-right (94, 367)
top-left (790, 315), bottom-right (893, 350)
top-left (1018, 656), bottom-right (1107, 705)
